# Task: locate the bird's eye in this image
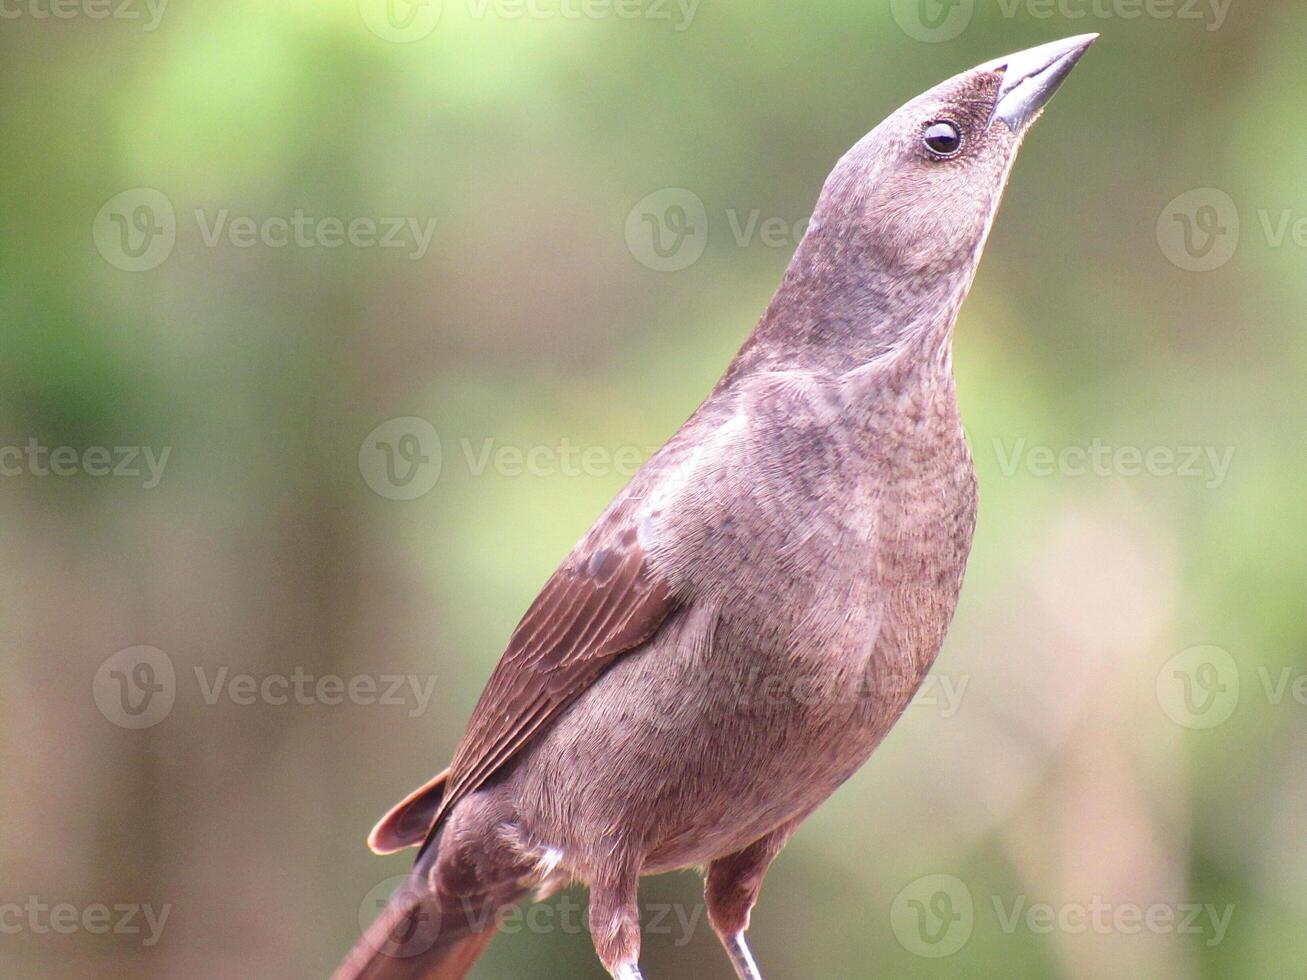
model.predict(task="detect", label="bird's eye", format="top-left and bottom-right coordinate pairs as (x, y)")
top-left (923, 121), bottom-right (963, 159)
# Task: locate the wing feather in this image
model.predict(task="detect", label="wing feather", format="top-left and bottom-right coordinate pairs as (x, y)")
top-left (419, 509), bottom-right (680, 852)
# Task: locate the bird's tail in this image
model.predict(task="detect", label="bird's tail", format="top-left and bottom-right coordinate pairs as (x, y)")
top-left (331, 874), bottom-right (503, 980)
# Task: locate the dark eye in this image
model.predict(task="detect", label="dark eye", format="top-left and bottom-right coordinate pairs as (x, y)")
top-left (923, 121), bottom-right (963, 159)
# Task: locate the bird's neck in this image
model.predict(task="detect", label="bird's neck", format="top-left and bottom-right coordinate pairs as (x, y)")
top-left (718, 221), bottom-right (980, 391)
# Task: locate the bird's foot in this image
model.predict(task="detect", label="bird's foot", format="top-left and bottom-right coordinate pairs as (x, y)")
top-left (724, 932), bottom-right (764, 980)
top-left (612, 964), bottom-right (645, 980)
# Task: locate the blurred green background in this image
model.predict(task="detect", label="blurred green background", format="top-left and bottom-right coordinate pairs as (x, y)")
top-left (2, 1), bottom-right (1303, 977)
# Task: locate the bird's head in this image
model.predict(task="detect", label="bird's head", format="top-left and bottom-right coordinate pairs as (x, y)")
top-left (730, 35), bottom-right (1098, 380)
top-left (813, 34), bottom-right (1098, 279)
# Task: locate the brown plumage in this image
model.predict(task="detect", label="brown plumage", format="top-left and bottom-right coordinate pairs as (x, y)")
top-left (335, 34), bottom-right (1097, 980)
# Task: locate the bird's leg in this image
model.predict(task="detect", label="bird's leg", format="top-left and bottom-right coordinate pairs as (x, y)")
top-left (719, 931), bottom-right (762, 980)
top-left (590, 866), bottom-right (644, 980)
top-left (704, 820), bottom-right (801, 980)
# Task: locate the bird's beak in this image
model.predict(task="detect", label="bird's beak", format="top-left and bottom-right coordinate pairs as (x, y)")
top-left (983, 34), bottom-right (1098, 132)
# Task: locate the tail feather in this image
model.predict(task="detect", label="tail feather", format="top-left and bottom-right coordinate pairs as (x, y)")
top-left (368, 770), bottom-right (451, 856)
top-left (332, 876), bottom-right (498, 980)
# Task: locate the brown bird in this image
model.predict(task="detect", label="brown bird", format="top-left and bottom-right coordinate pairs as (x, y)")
top-left (335, 34), bottom-right (1097, 980)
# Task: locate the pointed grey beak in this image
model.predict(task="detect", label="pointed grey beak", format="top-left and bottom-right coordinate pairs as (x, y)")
top-left (983, 34), bottom-right (1098, 132)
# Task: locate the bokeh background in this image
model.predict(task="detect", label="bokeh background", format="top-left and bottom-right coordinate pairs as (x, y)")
top-left (2, 1), bottom-right (1303, 977)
